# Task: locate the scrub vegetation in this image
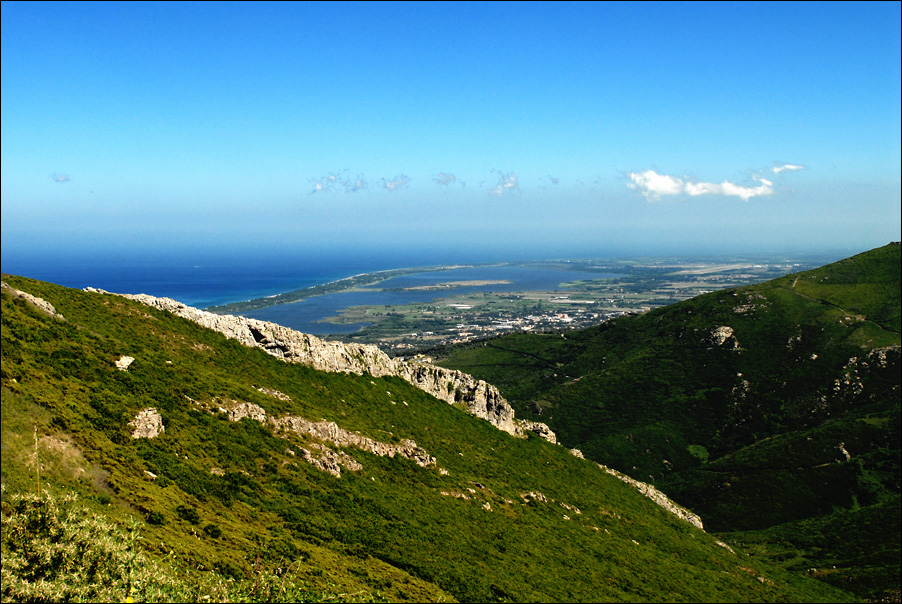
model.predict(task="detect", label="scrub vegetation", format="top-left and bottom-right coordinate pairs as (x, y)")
top-left (0, 264), bottom-right (865, 601)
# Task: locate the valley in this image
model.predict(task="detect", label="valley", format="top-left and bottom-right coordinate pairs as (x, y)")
top-left (1, 244), bottom-right (897, 602)
top-left (433, 243), bottom-right (901, 601)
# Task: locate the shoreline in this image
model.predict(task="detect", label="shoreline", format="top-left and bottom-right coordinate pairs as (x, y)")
top-left (205, 263), bottom-right (495, 315)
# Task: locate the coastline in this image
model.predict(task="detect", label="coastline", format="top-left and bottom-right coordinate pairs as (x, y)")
top-left (205, 263), bottom-right (490, 314)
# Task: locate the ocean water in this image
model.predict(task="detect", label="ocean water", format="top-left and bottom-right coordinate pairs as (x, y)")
top-left (1, 249), bottom-right (403, 309)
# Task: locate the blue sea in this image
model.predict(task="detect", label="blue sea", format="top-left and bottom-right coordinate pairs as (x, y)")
top-left (2, 248), bottom-right (616, 335)
top-left (2, 249), bottom-right (406, 309)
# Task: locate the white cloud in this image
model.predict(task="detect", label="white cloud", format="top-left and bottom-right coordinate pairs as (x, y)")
top-left (628, 170), bottom-right (685, 198)
top-left (309, 173), bottom-right (342, 194)
top-left (50, 173), bottom-right (71, 183)
top-left (489, 170), bottom-right (519, 197)
top-left (309, 172), bottom-right (369, 194)
top-left (344, 174), bottom-right (368, 193)
top-left (628, 169), bottom-right (775, 201)
top-left (772, 163), bottom-right (806, 174)
top-left (381, 175), bottom-right (411, 191)
top-left (433, 172), bottom-right (459, 186)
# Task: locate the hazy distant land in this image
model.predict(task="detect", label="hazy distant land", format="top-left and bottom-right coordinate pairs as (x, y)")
top-left (207, 255), bottom-right (840, 354)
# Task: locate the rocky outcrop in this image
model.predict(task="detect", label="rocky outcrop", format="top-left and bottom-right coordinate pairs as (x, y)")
top-left (708, 325), bottom-right (739, 349)
top-left (598, 464), bottom-right (704, 530)
top-left (519, 421), bottom-right (557, 444)
top-left (868, 345), bottom-right (900, 367)
top-left (2, 282), bottom-right (65, 320)
top-left (298, 443), bottom-right (363, 478)
top-left (207, 398), bottom-right (436, 477)
top-left (115, 356), bottom-right (135, 371)
top-left (86, 288), bottom-right (555, 442)
top-left (227, 402), bottom-right (267, 423)
top-left (396, 363), bottom-right (522, 436)
top-left (257, 387), bottom-right (291, 402)
top-left (273, 416), bottom-right (436, 469)
top-left (129, 408), bottom-right (164, 439)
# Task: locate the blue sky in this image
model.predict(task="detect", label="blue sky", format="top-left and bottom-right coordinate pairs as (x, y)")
top-left (2, 1), bottom-right (900, 266)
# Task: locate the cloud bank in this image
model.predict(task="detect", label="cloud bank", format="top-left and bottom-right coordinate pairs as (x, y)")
top-left (381, 175), bottom-right (411, 191)
top-left (308, 172), bottom-right (381, 194)
top-left (306, 162), bottom-right (806, 199)
top-left (627, 169), bottom-right (783, 201)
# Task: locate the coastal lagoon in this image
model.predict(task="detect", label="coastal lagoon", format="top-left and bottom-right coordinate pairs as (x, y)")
top-left (245, 265), bottom-right (620, 334)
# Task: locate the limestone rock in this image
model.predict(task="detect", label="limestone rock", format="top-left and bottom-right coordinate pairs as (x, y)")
top-left (708, 326), bottom-right (739, 349)
top-left (274, 416), bottom-right (436, 468)
top-left (298, 444), bottom-right (363, 478)
top-left (520, 491), bottom-right (548, 503)
top-left (227, 402), bottom-right (267, 423)
top-left (257, 387), bottom-right (292, 402)
top-left (115, 356), bottom-right (135, 371)
top-left (2, 282), bottom-right (65, 320)
top-left (866, 345), bottom-right (900, 368)
top-left (88, 288), bottom-right (556, 443)
top-left (518, 421), bottom-right (558, 444)
top-left (129, 408), bottom-right (164, 439)
top-left (598, 464), bottom-right (704, 530)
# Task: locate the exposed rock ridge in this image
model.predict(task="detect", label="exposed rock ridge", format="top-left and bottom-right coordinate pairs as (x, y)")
top-left (299, 443), bottom-right (363, 478)
top-left (112, 289), bottom-right (701, 528)
top-left (2, 282), bottom-right (65, 320)
top-left (179, 399), bottom-right (435, 478)
top-left (273, 416), bottom-right (437, 469)
top-left (86, 288), bottom-right (554, 442)
top-left (598, 463), bottom-right (704, 530)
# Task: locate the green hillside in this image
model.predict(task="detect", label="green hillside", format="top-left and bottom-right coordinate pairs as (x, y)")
top-left (0, 275), bottom-right (857, 602)
top-left (435, 243), bottom-right (901, 601)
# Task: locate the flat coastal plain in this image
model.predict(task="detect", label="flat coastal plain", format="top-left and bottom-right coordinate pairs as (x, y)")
top-left (208, 255), bottom-right (840, 354)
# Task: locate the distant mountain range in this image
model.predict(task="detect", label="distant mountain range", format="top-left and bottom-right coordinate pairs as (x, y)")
top-left (2, 244), bottom-right (897, 602)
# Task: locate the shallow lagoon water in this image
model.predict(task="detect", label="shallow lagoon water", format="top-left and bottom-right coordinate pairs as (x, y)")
top-left (246, 265), bottom-right (619, 335)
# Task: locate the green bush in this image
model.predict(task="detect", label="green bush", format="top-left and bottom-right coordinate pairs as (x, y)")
top-left (1, 489), bottom-right (177, 602)
top-left (0, 488), bottom-right (371, 603)
top-left (175, 504), bottom-right (200, 525)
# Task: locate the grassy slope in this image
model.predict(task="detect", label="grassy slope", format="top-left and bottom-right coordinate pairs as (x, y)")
top-left (0, 276), bottom-right (855, 602)
top-left (435, 243), bottom-right (901, 600)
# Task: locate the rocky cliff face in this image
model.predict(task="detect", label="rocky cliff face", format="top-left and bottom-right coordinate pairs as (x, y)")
top-left (85, 289), bottom-right (554, 442)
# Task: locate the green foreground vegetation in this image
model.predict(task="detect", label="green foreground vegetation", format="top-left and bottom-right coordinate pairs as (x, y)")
top-left (0, 268), bottom-right (861, 601)
top-left (435, 243), bottom-right (901, 601)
